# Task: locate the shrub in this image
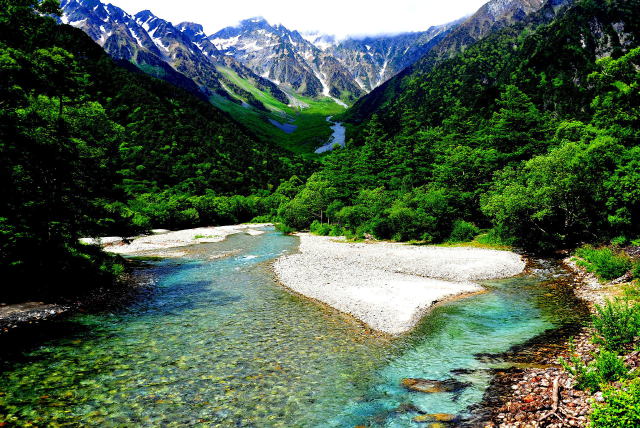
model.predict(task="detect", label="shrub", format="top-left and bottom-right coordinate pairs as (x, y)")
top-left (335, 205), bottom-right (371, 230)
top-left (594, 350), bottom-right (629, 381)
top-left (448, 220), bottom-right (480, 243)
top-left (275, 223), bottom-right (295, 234)
top-left (592, 299), bottom-right (640, 352)
top-left (344, 228), bottom-right (364, 241)
top-left (384, 206), bottom-right (431, 241)
top-left (590, 378), bottom-right (640, 427)
top-left (329, 225), bottom-right (344, 237)
top-left (633, 262), bottom-right (640, 280)
top-left (561, 343), bottom-right (628, 391)
top-left (560, 344), bottom-right (600, 391)
top-left (611, 236), bottom-right (629, 246)
top-left (310, 221), bottom-right (332, 236)
top-left (250, 215), bottom-right (272, 224)
top-left (623, 283), bottom-right (640, 301)
top-left (575, 246), bottom-right (632, 281)
top-left (475, 228), bottom-right (515, 248)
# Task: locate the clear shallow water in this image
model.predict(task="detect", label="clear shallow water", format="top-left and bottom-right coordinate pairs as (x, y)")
top-left (0, 230), bottom-right (586, 427)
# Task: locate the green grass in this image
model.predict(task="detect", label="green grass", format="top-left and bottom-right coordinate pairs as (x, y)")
top-left (212, 67), bottom-right (347, 157)
top-left (217, 66), bottom-right (287, 113)
top-left (433, 230), bottom-right (513, 251)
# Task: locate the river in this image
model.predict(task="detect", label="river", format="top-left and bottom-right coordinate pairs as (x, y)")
top-left (0, 227), bottom-right (587, 427)
top-left (315, 117), bottom-right (346, 154)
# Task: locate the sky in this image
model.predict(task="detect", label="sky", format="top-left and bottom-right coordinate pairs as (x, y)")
top-left (106, 0), bottom-right (488, 38)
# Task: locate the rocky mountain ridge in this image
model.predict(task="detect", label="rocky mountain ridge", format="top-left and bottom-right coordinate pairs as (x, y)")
top-left (59, 0), bottom-right (458, 106)
top-left (210, 17), bottom-right (456, 101)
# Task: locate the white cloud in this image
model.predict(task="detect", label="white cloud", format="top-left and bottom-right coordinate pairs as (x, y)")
top-left (106, 0), bottom-right (488, 38)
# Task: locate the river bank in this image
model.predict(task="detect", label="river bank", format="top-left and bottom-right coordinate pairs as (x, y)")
top-left (91, 223), bottom-right (271, 257)
top-left (0, 265), bottom-right (156, 337)
top-left (1, 224), bottom-right (271, 334)
top-left (0, 227), bottom-right (599, 426)
top-left (474, 253), bottom-right (637, 427)
top-left (273, 234), bottom-right (526, 335)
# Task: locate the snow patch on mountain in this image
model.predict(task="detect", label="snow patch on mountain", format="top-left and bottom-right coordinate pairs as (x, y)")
top-left (301, 31), bottom-right (339, 51)
top-left (128, 27), bottom-right (143, 47)
top-left (211, 35), bottom-right (241, 50)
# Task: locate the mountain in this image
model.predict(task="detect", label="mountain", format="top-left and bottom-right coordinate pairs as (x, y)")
top-left (210, 17), bottom-right (362, 104)
top-left (209, 17), bottom-right (457, 102)
top-left (131, 9), bottom-right (228, 95)
top-left (59, 0), bottom-right (203, 94)
top-left (342, 0), bottom-right (572, 126)
top-left (59, 0), bottom-right (464, 111)
top-left (2, 4), bottom-right (308, 299)
top-left (277, 0), bottom-right (640, 251)
top-left (317, 22), bottom-right (459, 92)
top-left (59, 0), bottom-right (290, 109)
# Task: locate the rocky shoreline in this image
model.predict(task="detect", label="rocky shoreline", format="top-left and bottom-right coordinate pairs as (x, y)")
top-left (96, 224), bottom-right (270, 257)
top-left (0, 302), bottom-right (70, 334)
top-left (471, 254), bottom-right (633, 427)
top-left (0, 264), bottom-right (156, 338)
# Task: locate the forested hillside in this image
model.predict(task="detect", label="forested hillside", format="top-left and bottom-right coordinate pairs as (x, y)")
top-left (282, 0), bottom-right (640, 250)
top-left (341, 0), bottom-right (569, 127)
top-left (0, 0), bottom-right (307, 300)
top-left (3, 0), bottom-right (639, 301)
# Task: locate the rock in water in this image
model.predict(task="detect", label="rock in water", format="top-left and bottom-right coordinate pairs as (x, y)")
top-left (413, 413), bottom-right (459, 423)
top-left (401, 378), bottom-right (472, 394)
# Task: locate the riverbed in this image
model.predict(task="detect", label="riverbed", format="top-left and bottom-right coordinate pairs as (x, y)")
top-left (0, 227), bottom-right (587, 426)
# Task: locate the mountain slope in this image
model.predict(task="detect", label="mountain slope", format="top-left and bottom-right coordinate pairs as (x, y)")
top-left (59, 0), bottom-right (292, 107)
top-left (278, 0), bottom-right (640, 249)
top-left (59, 0), bottom-right (203, 95)
top-left (342, 0), bottom-right (571, 127)
top-left (1, 2), bottom-right (308, 299)
top-left (210, 17), bottom-right (361, 104)
top-left (320, 21), bottom-right (459, 92)
top-left (210, 17), bottom-right (457, 103)
top-left (59, 0), bottom-right (474, 153)
top-left (58, 0), bottom-right (350, 154)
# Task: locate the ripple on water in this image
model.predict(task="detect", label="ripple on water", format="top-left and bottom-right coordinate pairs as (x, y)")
top-left (0, 229), bottom-right (586, 427)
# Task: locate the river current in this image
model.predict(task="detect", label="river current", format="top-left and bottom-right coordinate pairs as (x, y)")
top-left (0, 227), bottom-right (586, 427)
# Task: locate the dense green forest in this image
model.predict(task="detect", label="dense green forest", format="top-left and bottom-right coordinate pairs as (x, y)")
top-left (2, 0), bottom-right (640, 301)
top-left (281, 0), bottom-right (640, 250)
top-left (0, 0), bottom-right (308, 300)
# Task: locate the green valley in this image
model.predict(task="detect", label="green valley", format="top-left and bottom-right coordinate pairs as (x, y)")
top-left (3, 0), bottom-right (640, 426)
top-left (212, 65), bottom-right (346, 156)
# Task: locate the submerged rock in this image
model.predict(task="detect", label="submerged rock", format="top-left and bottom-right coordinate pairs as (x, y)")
top-left (401, 378), bottom-right (472, 394)
top-left (413, 413), bottom-right (459, 423)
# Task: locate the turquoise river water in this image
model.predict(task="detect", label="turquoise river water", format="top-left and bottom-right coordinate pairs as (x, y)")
top-left (0, 227), bottom-right (587, 427)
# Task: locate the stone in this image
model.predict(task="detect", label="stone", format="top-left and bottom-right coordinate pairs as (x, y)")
top-left (401, 378), bottom-right (471, 394)
top-left (413, 413), bottom-right (458, 423)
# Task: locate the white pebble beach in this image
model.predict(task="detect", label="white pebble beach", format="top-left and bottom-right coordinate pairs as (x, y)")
top-left (274, 234), bottom-right (526, 335)
top-left (86, 224), bottom-right (271, 256)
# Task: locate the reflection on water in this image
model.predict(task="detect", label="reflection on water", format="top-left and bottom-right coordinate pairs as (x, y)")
top-left (0, 229), bottom-right (586, 427)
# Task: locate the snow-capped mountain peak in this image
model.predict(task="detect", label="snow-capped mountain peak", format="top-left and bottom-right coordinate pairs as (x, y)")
top-left (59, 1), bottom-right (463, 105)
top-left (301, 32), bottom-right (339, 51)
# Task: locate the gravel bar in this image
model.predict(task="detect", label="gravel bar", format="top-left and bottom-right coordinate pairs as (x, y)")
top-left (274, 234), bottom-right (526, 335)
